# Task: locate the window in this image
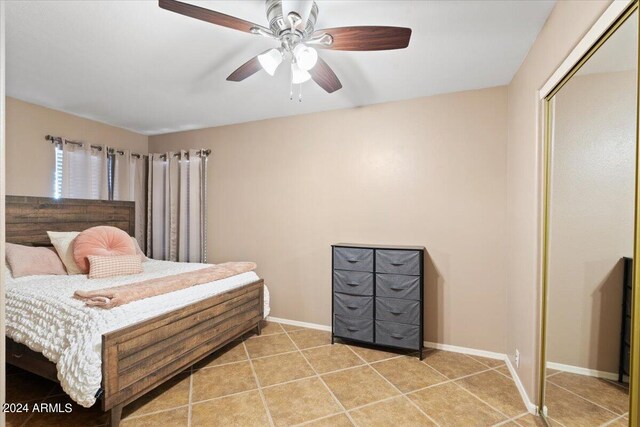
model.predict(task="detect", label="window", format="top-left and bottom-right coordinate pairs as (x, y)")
top-left (108, 153), bottom-right (114, 200)
top-left (54, 145), bottom-right (63, 199)
top-left (53, 144), bottom-right (111, 200)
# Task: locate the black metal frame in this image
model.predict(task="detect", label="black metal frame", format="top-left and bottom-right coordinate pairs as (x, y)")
top-left (330, 243), bottom-right (425, 360)
top-left (620, 257), bottom-right (633, 383)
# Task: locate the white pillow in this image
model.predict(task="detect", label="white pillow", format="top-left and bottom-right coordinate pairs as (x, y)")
top-left (47, 231), bottom-right (82, 275)
top-left (131, 237), bottom-right (148, 262)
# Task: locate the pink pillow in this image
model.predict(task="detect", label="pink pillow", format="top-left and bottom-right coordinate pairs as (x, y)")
top-left (5, 243), bottom-right (68, 278)
top-left (88, 254), bottom-right (143, 279)
top-left (73, 226), bottom-right (136, 274)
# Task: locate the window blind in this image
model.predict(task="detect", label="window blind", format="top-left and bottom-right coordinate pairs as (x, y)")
top-left (54, 145), bottom-right (63, 199)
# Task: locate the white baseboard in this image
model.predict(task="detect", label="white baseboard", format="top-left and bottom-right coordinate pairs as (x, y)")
top-left (546, 362), bottom-right (618, 381)
top-left (424, 341), bottom-right (537, 415)
top-left (266, 316), bottom-right (332, 332)
top-left (505, 357), bottom-right (538, 415)
top-left (422, 341), bottom-right (505, 361)
top-left (267, 316), bottom-right (537, 415)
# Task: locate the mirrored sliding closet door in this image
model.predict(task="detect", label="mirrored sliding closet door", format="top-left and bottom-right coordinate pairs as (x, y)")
top-left (541, 5), bottom-right (638, 427)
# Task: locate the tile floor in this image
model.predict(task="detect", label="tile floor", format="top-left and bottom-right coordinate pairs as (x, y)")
top-left (5, 321), bottom-right (547, 426)
top-left (544, 368), bottom-right (629, 426)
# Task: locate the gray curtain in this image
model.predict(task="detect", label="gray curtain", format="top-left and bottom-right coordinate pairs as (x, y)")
top-left (113, 150), bottom-right (148, 252)
top-left (147, 149), bottom-right (208, 262)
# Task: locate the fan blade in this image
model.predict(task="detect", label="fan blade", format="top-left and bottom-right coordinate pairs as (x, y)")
top-left (309, 57), bottom-right (342, 93)
top-left (312, 26), bottom-right (412, 51)
top-left (159, 0), bottom-right (268, 34)
top-left (227, 56), bottom-right (263, 82)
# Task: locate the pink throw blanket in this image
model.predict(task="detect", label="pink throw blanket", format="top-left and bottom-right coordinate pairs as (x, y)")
top-left (74, 262), bottom-right (257, 309)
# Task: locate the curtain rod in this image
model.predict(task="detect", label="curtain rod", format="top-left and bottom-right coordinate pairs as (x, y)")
top-left (45, 135), bottom-right (211, 159)
top-left (157, 149), bottom-right (211, 159)
top-left (46, 135), bottom-right (147, 159)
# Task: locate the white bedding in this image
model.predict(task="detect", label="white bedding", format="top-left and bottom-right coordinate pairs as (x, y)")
top-left (5, 259), bottom-right (269, 408)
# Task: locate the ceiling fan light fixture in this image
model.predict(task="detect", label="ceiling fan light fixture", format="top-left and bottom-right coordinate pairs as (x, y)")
top-left (291, 62), bottom-right (311, 84)
top-left (258, 48), bottom-right (283, 76)
top-left (293, 44), bottom-right (318, 71)
top-left (160, 0), bottom-right (412, 95)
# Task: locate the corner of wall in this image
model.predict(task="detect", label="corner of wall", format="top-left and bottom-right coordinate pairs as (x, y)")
top-left (503, 0), bottom-right (614, 408)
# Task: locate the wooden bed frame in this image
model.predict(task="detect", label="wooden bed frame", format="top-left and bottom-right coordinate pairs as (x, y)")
top-left (5, 196), bottom-right (264, 426)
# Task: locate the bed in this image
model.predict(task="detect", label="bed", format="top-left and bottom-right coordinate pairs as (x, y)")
top-left (4, 196), bottom-right (266, 426)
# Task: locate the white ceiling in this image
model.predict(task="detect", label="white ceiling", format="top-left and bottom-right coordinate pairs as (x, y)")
top-left (6, 0), bottom-right (556, 135)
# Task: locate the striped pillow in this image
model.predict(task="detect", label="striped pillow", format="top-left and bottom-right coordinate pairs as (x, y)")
top-left (87, 255), bottom-right (143, 279)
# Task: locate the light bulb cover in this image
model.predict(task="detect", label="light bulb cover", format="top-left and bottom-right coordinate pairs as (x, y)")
top-left (258, 48), bottom-right (283, 76)
top-left (293, 44), bottom-right (318, 71)
top-left (291, 62), bottom-right (311, 84)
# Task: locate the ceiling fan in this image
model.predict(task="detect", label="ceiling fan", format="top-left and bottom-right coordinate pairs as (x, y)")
top-left (158, 0), bottom-right (412, 98)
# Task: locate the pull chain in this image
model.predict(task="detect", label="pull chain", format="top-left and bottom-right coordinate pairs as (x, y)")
top-left (298, 83), bottom-right (303, 102)
top-left (289, 78), bottom-right (293, 101)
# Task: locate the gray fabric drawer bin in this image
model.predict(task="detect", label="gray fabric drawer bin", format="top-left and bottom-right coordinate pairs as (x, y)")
top-left (333, 247), bottom-right (374, 272)
top-left (376, 297), bottom-right (420, 325)
top-left (334, 270), bottom-right (374, 296)
top-left (375, 320), bottom-right (420, 349)
top-left (376, 274), bottom-right (420, 300)
top-left (334, 294), bottom-right (373, 319)
top-left (334, 315), bottom-right (374, 342)
top-left (376, 250), bottom-right (420, 276)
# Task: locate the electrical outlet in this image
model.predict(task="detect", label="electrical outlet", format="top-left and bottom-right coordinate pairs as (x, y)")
top-left (515, 349), bottom-right (520, 368)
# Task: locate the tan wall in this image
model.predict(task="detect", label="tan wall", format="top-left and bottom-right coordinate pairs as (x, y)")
top-left (150, 86), bottom-right (509, 353)
top-left (547, 71), bottom-right (636, 373)
top-left (505, 0), bottom-right (612, 403)
top-left (5, 97), bottom-right (148, 197)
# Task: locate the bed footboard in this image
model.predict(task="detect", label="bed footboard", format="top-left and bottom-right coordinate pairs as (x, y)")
top-left (101, 279), bottom-right (264, 413)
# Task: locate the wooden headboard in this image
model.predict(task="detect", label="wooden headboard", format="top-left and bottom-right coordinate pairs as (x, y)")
top-left (6, 196), bottom-right (135, 246)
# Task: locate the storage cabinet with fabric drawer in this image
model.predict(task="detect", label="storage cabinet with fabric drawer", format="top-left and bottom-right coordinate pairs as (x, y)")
top-left (331, 243), bottom-right (425, 359)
